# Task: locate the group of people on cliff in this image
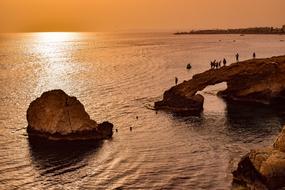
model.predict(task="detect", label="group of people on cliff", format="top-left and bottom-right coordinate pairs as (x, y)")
top-left (210, 52), bottom-right (256, 69)
top-left (176, 52), bottom-right (257, 85)
top-left (210, 58), bottom-right (227, 69)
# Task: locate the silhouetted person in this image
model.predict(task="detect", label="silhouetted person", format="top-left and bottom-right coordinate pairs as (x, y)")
top-left (130, 127), bottom-right (133, 131)
top-left (210, 60), bottom-right (216, 69)
top-left (253, 52), bottom-right (256, 59)
top-left (223, 58), bottom-right (227, 66)
top-left (236, 53), bottom-right (239, 62)
top-left (218, 61), bottom-right (221, 68)
top-left (175, 77), bottom-right (178, 85)
top-left (136, 116), bottom-right (138, 120)
top-left (116, 129), bottom-right (118, 132)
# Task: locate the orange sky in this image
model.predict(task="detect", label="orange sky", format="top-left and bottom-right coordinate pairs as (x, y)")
top-left (0, 0), bottom-right (284, 32)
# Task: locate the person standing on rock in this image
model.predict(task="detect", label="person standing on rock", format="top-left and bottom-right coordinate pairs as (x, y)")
top-left (223, 58), bottom-right (227, 66)
top-left (236, 53), bottom-right (239, 62)
top-left (253, 52), bottom-right (256, 59)
top-left (175, 77), bottom-right (178, 85)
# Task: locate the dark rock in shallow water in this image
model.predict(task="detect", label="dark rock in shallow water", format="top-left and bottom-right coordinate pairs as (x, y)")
top-left (155, 55), bottom-right (285, 115)
top-left (232, 127), bottom-right (285, 190)
top-left (186, 63), bottom-right (192, 70)
top-left (27, 89), bottom-right (113, 141)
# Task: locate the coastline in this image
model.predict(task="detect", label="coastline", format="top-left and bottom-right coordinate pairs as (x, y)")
top-left (174, 26), bottom-right (285, 35)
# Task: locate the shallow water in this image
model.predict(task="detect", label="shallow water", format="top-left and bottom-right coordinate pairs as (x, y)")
top-left (0, 32), bottom-right (285, 189)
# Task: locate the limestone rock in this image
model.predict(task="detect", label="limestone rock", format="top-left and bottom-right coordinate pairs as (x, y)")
top-left (155, 55), bottom-right (285, 115)
top-left (274, 127), bottom-right (285, 152)
top-left (154, 93), bottom-right (204, 115)
top-left (27, 89), bottom-right (113, 141)
top-left (233, 126), bottom-right (285, 189)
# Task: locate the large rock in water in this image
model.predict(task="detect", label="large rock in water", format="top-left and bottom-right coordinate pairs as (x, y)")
top-left (155, 55), bottom-right (285, 115)
top-left (27, 90), bottom-right (113, 141)
top-left (232, 127), bottom-right (285, 190)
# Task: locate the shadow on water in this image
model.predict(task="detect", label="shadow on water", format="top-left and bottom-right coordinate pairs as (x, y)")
top-left (28, 137), bottom-right (104, 176)
top-left (169, 98), bottom-right (285, 141)
top-left (224, 101), bottom-right (285, 141)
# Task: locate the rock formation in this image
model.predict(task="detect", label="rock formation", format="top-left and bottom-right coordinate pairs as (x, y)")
top-left (232, 127), bottom-right (285, 189)
top-left (155, 55), bottom-right (285, 115)
top-left (27, 89), bottom-right (113, 141)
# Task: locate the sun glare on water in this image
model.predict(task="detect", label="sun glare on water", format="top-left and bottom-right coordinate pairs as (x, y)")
top-left (28, 32), bottom-right (82, 93)
top-left (34, 32), bottom-right (79, 42)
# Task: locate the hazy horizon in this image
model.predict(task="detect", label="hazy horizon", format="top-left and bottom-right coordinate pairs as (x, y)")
top-left (1, 0), bottom-right (285, 33)
top-left (1, 1), bottom-right (285, 189)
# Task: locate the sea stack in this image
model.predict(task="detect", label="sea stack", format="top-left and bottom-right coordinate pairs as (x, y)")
top-left (27, 89), bottom-right (113, 141)
top-left (232, 126), bottom-right (285, 189)
top-left (155, 55), bottom-right (285, 115)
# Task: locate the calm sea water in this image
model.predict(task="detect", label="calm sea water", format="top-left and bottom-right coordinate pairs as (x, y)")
top-left (0, 32), bottom-right (285, 189)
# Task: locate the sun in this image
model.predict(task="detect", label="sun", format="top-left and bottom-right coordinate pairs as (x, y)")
top-left (34, 32), bottom-right (78, 42)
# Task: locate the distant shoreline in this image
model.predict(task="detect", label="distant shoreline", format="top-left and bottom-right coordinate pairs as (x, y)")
top-left (174, 26), bottom-right (285, 35)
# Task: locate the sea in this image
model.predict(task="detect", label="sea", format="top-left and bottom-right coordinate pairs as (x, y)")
top-left (0, 32), bottom-right (285, 189)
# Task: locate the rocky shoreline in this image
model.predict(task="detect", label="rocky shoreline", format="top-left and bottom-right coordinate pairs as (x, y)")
top-left (232, 127), bottom-right (285, 189)
top-left (155, 55), bottom-right (285, 115)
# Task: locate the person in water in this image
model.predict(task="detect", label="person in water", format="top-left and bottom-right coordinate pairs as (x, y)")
top-left (236, 53), bottom-right (239, 62)
top-left (223, 58), bottom-right (227, 66)
top-left (175, 77), bottom-right (178, 85)
top-left (253, 52), bottom-right (256, 59)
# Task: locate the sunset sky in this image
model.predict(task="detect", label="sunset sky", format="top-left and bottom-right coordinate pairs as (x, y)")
top-left (0, 0), bottom-right (285, 32)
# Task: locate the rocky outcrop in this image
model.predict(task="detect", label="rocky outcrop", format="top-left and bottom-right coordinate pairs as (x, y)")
top-left (155, 55), bottom-right (285, 115)
top-left (232, 127), bottom-right (285, 190)
top-left (27, 89), bottom-right (113, 141)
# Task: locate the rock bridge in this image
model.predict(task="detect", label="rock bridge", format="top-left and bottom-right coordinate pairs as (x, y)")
top-left (155, 55), bottom-right (285, 115)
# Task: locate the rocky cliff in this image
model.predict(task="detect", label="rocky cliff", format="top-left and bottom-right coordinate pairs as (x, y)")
top-left (232, 127), bottom-right (285, 189)
top-left (155, 55), bottom-right (285, 115)
top-left (27, 90), bottom-right (113, 141)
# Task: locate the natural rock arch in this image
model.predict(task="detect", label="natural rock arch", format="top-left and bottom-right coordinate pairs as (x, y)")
top-left (155, 55), bottom-right (285, 115)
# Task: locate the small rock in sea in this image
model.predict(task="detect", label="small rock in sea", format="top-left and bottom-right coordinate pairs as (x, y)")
top-left (26, 89), bottom-right (113, 141)
top-left (186, 63), bottom-right (192, 70)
